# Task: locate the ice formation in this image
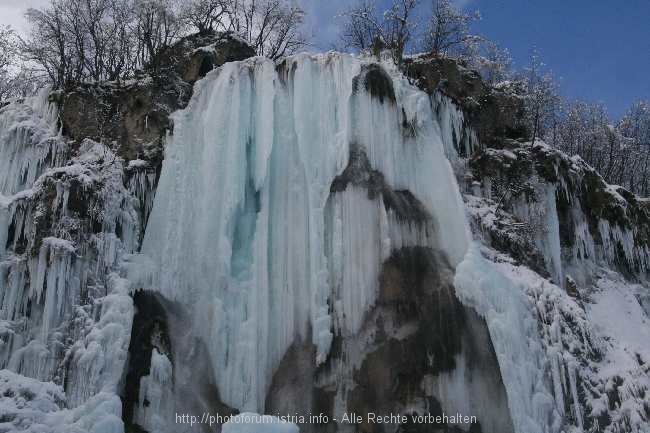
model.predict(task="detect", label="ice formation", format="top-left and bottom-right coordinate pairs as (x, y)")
top-left (454, 244), bottom-right (560, 433)
top-left (135, 53), bottom-right (469, 412)
top-left (0, 91), bottom-right (138, 431)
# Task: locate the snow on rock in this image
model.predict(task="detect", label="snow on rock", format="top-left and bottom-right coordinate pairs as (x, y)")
top-left (0, 369), bottom-right (124, 433)
top-left (0, 88), bottom-right (63, 197)
top-left (464, 173), bottom-right (650, 433)
top-left (586, 273), bottom-right (650, 432)
top-left (65, 274), bottom-right (134, 408)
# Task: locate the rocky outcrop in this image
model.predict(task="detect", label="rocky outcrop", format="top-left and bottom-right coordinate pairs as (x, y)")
top-left (404, 55), bottom-right (528, 146)
top-left (152, 31), bottom-right (256, 84)
top-left (469, 138), bottom-right (650, 279)
top-left (330, 146), bottom-right (431, 225)
top-left (58, 32), bottom-right (256, 169)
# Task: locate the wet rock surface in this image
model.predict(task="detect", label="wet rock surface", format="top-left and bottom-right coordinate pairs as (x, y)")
top-left (331, 146), bottom-right (431, 225)
top-left (264, 248), bottom-right (514, 433)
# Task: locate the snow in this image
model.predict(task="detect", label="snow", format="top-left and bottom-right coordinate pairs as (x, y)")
top-left (0, 369), bottom-right (124, 433)
top-left (589, 273), bottom-right (650, 377)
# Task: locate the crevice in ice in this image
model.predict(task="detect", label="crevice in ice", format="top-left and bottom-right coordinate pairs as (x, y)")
top-left (352, 64), bottom-right (396, 105)
top-left (231, 139), bottom-right (262, 280)
top-left (122, 290), bottom-right (172, 430)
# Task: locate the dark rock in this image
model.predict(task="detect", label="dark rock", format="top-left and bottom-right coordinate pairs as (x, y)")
top-left (59, 32), bottom-right (256, 170)
top-left (151, 31), bottom-right (256, 84)
top-left (59, 75), bottom-right (189, 167)
top-left (565, 276), bottom-right (580, 299)
top-left (122, 290), bottom-right (172, 430)
top-left (331, 145), bottom-right (431, 225)
top-left (403, 56), bottom-right (528, 145)
top-left (262, 247), bottom-right (513, 433)
top-left (353, 64), bottom-right (396, 104)
top-left (344, 247), bottom-right (514, 433)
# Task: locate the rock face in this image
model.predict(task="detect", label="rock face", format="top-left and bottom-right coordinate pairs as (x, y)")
top-left (153, 31), bottom-right (257, 84)
top-left (1, 37), bottom-right (650, 433)
top-left (59, 32), bottom-right (256, 169)
top-left (404, 56), bottom-right (527, 148)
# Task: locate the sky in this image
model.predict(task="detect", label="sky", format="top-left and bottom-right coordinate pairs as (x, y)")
top-left (2, 0), bottom-right (648, 118)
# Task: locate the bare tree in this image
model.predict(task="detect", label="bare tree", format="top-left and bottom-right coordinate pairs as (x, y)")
top-left (522, 52), bottom-right (561, 144)
top-left (134, 0), bottom-right (185, 67)
top-left (182, 0), bottom-right (229, 34)
top-left (383, 0), bottom-right (419, 61)
top-left (425, 0), bottom-right (481, 57)
top-left (21, 0), bottom-right (186, 87)
top-left (23, 3), bottom-right (73, 88)
top-left (338, 1), bottom-right (380, 53)
top-left (227, 0), bottom-right (308, 60)
top-left (0, 26), bottom-right (18, 100)
top-left (338, 0), bottom-right (419, 63)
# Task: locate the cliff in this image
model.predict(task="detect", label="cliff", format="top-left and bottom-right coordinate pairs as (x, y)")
top-left (0, 35), bottom-right (648, 433)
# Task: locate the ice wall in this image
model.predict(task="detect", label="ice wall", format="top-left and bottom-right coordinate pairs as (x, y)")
top-left (0, 90), bottom-right (138, 426)
top-left (135, 53), bottom-right (469, 413)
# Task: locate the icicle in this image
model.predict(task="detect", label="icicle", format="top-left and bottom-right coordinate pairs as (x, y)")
top-left (134, 348), bottom-right (174, 431)
top-left (0, 87), bottom-right (62, 196)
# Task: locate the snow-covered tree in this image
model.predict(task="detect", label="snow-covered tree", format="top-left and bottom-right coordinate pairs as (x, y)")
top-left (521, 52), bottom-right (561, 144)
top-left (467, 40), bottom-right (512, 85)
top-left (424, 0), bottom-right (481, 57)
top-left (338, 0), bottom-right (420, 62)
top-left (0, 26), bottom-right (18, 100)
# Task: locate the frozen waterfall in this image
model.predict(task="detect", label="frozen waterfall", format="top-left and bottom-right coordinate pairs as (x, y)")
top-left (133, 53), bottom-right (470, 412)
top-left (0, 50), bottom-right (586, 433)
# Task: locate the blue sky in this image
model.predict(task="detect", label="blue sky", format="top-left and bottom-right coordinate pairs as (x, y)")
top-left (302, 0), bottom-right (650, 119)
top-left (3, 0), bottom-right (648, 118)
